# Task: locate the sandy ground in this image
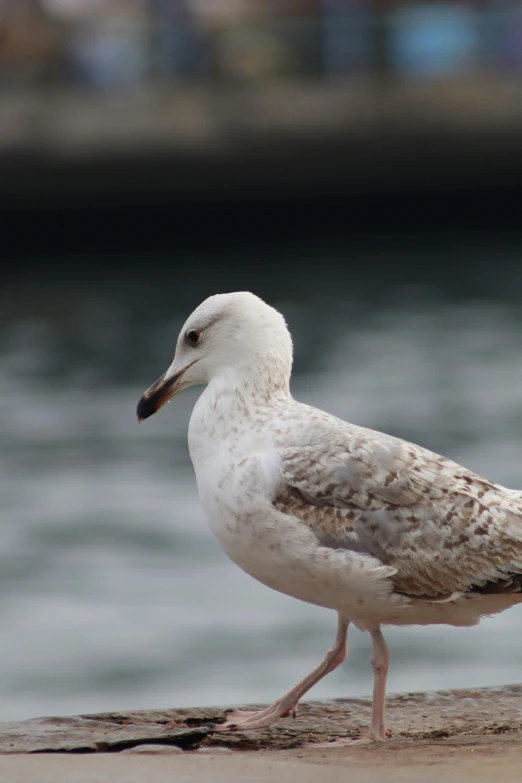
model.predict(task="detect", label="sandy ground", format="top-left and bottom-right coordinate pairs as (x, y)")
top-left (2, 734), bottom-right (522, 783)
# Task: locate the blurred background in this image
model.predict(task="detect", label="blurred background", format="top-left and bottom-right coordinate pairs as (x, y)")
top-left (2, 0), bottom-right (522, 723)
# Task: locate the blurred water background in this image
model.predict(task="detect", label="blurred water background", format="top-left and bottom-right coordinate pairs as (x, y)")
top-left (3, 249), bottom-right (522, 722)
top-left (2, 0), bottom-right (522, 724)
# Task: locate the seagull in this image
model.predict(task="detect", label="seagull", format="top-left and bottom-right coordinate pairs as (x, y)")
top-left (137, 291), bottom-right (522, 745)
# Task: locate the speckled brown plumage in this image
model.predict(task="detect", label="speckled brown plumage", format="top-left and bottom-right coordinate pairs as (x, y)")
top-left (274, 407), bottom-right (522, 599)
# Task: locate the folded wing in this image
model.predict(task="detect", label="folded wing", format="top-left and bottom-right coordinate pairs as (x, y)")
top-left (275, 416), bottom-right (522, 598)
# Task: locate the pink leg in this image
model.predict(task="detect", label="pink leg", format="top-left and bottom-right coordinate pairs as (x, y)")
top-left (214, 614), bottom-right (349, 732)
top-left (305, 625), bottom-right (390, 748)
top-left (368, 627), bottom-right (390, 741)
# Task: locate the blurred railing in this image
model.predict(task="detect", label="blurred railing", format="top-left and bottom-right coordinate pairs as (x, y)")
top-left (0, 2), bottom-right (521, 90)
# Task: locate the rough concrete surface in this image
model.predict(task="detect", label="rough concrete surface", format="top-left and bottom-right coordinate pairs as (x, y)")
top-left (1, 684), bottom-right (522, 782)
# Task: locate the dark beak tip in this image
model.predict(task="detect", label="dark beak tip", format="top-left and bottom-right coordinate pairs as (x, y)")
top-left (136, 395), bottom-right (154, 423)
top-left (137, 367), bottom-right (181, 423)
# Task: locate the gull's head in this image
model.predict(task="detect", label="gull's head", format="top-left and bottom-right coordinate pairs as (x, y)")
top-left (137, 292), bottom-right (293, 421)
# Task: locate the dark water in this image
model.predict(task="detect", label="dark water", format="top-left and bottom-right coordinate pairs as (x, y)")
top-left (2, 242), bottom-right (522, 721)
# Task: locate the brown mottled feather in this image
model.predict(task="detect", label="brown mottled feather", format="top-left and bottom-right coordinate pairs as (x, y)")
top-left (273, 408), bottom-right (522, 599)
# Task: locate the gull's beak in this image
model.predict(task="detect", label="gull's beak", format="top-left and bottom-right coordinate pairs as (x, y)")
top-left (136, 360), bottom-right (197, 422)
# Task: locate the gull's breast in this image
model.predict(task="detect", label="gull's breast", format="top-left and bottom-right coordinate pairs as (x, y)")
top-left (192, 451), bottom-right (398, 617)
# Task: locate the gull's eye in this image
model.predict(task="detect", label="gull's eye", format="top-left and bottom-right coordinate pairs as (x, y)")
top-left (185, 329), bottom-right (200, 346)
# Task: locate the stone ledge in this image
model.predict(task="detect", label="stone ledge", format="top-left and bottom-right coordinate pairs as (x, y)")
top-left (1, 683), bottom-right (521, 754)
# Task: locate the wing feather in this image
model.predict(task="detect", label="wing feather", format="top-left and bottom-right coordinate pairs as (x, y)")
top-left (275, 415), bottom-right (522, 598)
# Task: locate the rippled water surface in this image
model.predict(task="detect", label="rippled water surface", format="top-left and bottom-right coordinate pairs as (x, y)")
top-left (2, 249), bottom-right (522, 721)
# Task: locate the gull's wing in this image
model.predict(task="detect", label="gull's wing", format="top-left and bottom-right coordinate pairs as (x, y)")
top-left (275, 412), bottom-right (522, 598)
